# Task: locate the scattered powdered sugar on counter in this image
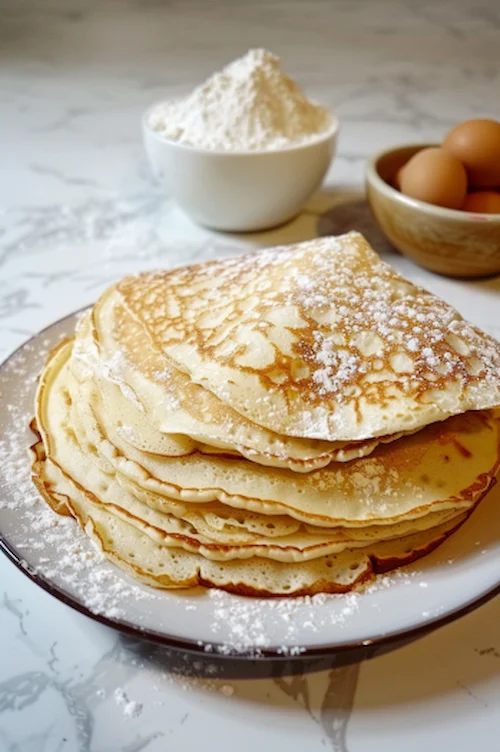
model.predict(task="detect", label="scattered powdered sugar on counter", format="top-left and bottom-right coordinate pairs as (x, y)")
top-left (114, 688), bottom-right (143, 719)
top-left (148, 49), bottom-right (333, 151)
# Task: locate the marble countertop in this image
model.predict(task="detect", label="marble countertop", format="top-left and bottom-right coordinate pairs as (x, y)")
top-left (1, 0), bottom-right (500, 750)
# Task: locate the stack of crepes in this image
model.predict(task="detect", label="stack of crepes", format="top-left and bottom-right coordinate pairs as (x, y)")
top-left (32, 232), bottom-right (500, 596)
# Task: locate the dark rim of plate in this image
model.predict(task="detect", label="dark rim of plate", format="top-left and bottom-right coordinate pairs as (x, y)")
top-left (0, 311), bottom-right (499, 662)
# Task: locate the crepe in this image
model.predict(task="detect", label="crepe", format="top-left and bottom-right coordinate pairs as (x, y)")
top-left (30, 231), bottom-right (500, 597)
top-left (117, 232), bottom-right (500, 441)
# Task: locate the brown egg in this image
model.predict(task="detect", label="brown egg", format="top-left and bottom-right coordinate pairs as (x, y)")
top-left (443, 119), bottom-right (500, 188)
top-left (399, 147), bottom-right (468, 209)
top-left (393, 165), bottom-right (406, 190)
top-left (462, 191), bottom-right (500, 214)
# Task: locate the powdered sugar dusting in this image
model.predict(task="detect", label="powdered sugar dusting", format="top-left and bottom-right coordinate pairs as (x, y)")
top-left (204, 588), bottom-right (360, 655)
top-left (193, 568), bottom-right (423, 656)
top-left (73, 329), bottom-right (145, 415)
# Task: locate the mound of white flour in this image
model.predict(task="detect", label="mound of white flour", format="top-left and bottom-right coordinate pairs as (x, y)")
top-left (148, 49), bottom-right (332, 151)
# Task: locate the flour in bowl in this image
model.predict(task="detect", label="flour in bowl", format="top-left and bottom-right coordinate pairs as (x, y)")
top-left (147, 48), bottom-right (333, 151)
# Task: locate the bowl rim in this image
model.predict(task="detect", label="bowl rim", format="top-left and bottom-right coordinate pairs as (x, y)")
top-left (366, 143), bottom-right (500, 221)
top-left (141, 101), bottom-right (339, 157)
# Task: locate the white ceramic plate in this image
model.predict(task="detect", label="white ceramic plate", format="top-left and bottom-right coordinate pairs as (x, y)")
top-left (0, 312), bottom-right (499, 661)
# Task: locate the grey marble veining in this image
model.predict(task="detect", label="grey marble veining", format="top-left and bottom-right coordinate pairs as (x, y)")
top-left (1, 0), bottom-right (500, 750)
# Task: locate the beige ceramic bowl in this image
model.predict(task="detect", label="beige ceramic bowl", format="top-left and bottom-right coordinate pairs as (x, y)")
top-left (366, 144), bottom-right (500, 278)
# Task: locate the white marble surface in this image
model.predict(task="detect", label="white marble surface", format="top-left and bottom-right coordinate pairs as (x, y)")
top-left (1, 0), bottom-right (500, 750)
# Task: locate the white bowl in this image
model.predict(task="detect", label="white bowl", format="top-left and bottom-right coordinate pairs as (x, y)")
top-left (142, 106), bottom-right (338, 232)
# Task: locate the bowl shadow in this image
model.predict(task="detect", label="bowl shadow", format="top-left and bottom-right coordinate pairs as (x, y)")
top-left (316, 194), bottom-right (397, 259)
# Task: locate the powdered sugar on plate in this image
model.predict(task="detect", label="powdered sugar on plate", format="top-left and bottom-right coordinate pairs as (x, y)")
top-left (199, 571), bottom-right (420, 656)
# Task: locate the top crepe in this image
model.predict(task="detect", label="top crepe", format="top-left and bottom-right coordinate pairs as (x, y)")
top-left (117, 232), bottom-right (500, 441)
